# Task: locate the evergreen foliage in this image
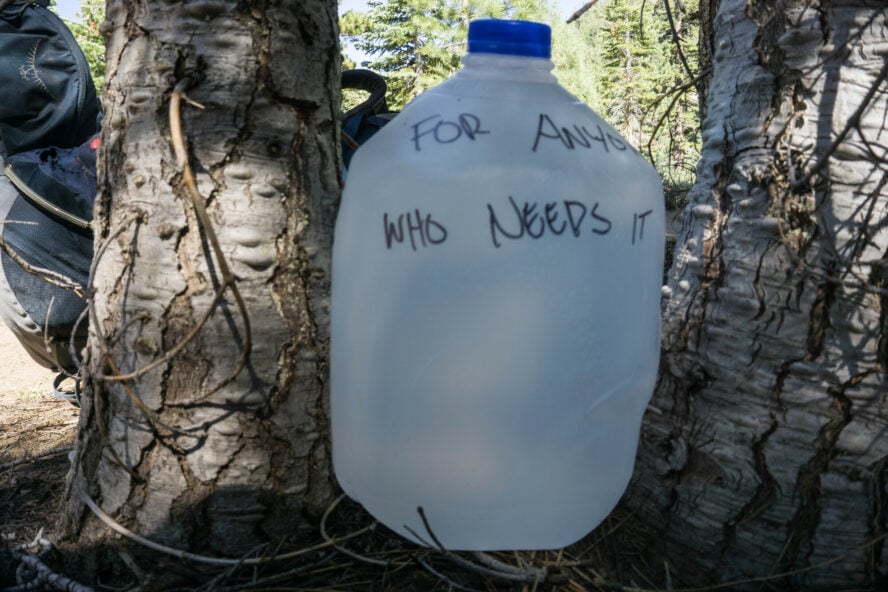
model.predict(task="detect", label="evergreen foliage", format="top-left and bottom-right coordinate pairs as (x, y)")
top-left (62, 0), bottom-right (106, 93)
top-left (550, 12), bottom-right (600, 106)
top-left (340, 0), bottom-right (701, 189)
top-left (594, 0), bottom-right (700, 188)
top-left (340, 1), bottom-right (554, 108)
top-left (55, 1), bottom-right (702, 186)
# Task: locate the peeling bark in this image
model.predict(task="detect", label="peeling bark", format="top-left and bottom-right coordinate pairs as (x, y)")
top-left (626, 0), bottom-right (888, 588)
top-left (61, 0), bottom-right (340, 561)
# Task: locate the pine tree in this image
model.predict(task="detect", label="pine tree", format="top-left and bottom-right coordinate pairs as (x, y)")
top-left (340, 0), bottom-right (460, 108)
top-left (339, 0), bottom-right (554, 109)
top-left (339, 0), bottom-right (700, 190)
top-left (551, 8), bottom-right (603, 106)
top-left (632, 0), bottom-right (701, 189)
top-left (598, 0), bottom-right (655, 145)
top-left (594, 0), bottom-right (700, 189)
top-left (65, 0), bottom-right (106, 92)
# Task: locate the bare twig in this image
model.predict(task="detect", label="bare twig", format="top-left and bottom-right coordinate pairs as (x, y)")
top-left (99, 334), bottom-right (220, 465)
top-left (90, 379), bottom-right (145, 483)
top-left (211, 555), bottom-right (338, 592)
top-left (341, 130), bottom-right (359, 150)
top-left (199, 543), bottom-right (269, 591)
top-left (99, 281), bottom-right (231, 383)
top-left (415, 553), bottom-right (486, 592)
top-left (6, 547), bottom-right (95, 592)
top-left (473, 551), bottom-right (538, 576)
top-left (0, 235), bottom-right (85, 298)
top-left (0, 446), bottom-right (72, 473)
top-left (99, 81), bottom-right (252, 402)
top-left (81, 491), bottom-right (374, 567)
top-left (103, 355), bottom-right (198, 441)
top-left (662, 0), bottom-right (694, 80)
top-left (65, 305), bottom-right (90, 374)
top-left (319, 494), bottom-right (404, 568)
top-left (40, 299), bottom-right (85, 382)
top-left (85, 211), bottom-right (159, 477)
top-left (644, 69), bottom-right (711, 165)
top-left (115, 547), bottom-right (147, 585)
top-left (87, 210), bottom-right (144, 346)
top-left (566, 0), bottom-right (600, 24)
top-left (166, 79), bottom-right (251, 397)
top-left (407, 506), bottom-right (547, 583)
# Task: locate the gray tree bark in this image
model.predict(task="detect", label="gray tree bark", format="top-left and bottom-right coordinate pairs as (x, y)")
top-left (62, 0), bottom-right (340, 560)
top-left (626, 0), bottom-right (888, 588)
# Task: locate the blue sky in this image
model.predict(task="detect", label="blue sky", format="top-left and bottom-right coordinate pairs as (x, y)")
top-left (57, 1), bottom-right (584, 21)
top-left (55, 0), bottom-right (79, 20)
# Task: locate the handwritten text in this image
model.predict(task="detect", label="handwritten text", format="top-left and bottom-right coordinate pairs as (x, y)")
top-left (411, 113), bottom-right (490, 151)
top-left (384, 210), bottom-right (448, 250)
top-left (487, 196), bottom-right (612, 248)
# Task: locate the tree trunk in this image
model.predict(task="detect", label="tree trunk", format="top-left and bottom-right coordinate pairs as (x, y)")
top-left (626, 0), bottom-right (888, 588)
top-left (62, 0), bottom-right (340, 562)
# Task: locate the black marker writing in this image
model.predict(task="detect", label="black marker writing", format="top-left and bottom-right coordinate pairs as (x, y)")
top-left (523, 201), bottom-right (545, 239)
top-left (590, 203), bottom-right (612, 235)
top-left (487, 197), bottom-right (525, 247)
top-left (384, 210), bottom-right (448, 250)
top-left (411, 113), bottom-right (490, 151)
top-left (544, 202), bottom-right (567, 235)
top-left (531, 113), bottom-right (631, 154)
top-left (631, 210), bottom-right (653, 245)
top-left (564, 201), bottom-right (587, 236)
top-left (488, 196), bottom-right (612, 248)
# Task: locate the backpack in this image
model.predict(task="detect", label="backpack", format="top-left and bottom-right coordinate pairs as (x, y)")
top-left (0, 0), bottom-right (100, 384)
top-left (0, 0), bottom-right (100, 154)
top-left (341, 69), bottom-right (397, 170)
top-left (0, 45), bottom-right (393, 381)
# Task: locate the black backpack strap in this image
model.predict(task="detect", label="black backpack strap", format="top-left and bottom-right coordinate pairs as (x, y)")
top-left (3, 133), bottom-right (98, 232)
top-left (342, 69), bottom-right (388, 120)
top-left (0, 1), bottom-right (48, 13)
top-left (341, 69), bottom-right (395, 168)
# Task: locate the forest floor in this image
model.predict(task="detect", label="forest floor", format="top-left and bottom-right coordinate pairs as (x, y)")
top-left (0, 321), bottom-right (78, 586)
top-left (0, 317), bottom-right (646, 591)
top-left (0, 284), bottom-right (688, 589)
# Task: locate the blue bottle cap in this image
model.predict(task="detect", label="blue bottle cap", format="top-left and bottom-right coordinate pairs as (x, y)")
top-left (468, 19), bottom-right (551, 59)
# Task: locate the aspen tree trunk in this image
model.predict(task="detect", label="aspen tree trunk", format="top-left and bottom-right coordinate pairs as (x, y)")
top-left (626, 1), bottom-right (888, 588)
top-left (62, 0), bottom-right (340, 560)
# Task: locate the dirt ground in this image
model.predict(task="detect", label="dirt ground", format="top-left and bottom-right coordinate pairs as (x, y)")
top-left (0, 320), bottom-right (79, 561)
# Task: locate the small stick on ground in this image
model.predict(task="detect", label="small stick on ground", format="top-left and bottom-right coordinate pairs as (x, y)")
top-left (0, 446), bottom-right (72, 474)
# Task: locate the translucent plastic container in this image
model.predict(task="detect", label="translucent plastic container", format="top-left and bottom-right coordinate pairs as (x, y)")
top-left (331, 19), bottom-right (664, 550)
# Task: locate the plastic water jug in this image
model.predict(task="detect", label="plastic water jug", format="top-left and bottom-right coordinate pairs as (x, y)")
top-left (331, 19), bottom-right (664, 551)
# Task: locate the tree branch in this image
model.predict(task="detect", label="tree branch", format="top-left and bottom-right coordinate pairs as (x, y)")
top-left (791, 57), bottom-right (888, 191)
top-left (404, 507), bottom-right (548, 584)
top-left (566, 1), bottom-right (600, 24)
top-left (80, 491), bottom-right (375, 567)
top-left (644, 69), bottom-right (711, 165)
top-left (0, 231), bottom-right (85, 299)
top-left (98, 80), bottom-right (253, 404)
top-left (6, 547), bottom-right (94, 592)
top-left (662, 0), bottom-right (694, 80)
top-left (0, 446), bottom-right (72, 474)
